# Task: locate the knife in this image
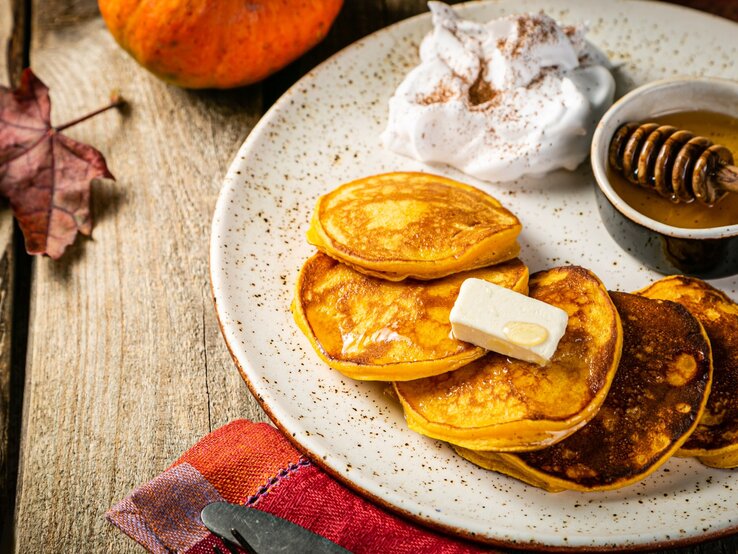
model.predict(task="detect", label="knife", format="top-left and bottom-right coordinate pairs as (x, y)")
top-left (201, 501), bottom-right (352, 554)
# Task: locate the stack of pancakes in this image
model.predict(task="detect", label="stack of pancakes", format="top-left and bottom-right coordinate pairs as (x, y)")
top-left (292, 172), bottom-right (737, 492)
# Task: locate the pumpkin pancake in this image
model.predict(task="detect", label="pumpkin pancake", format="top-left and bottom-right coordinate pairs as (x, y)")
top-left (292, 253), bottom-right (529, 381)
top-left (307, 172), bottom-right (522, 281)
top-left (456, 292), bottom-right (713, 491)
top-left (638, 276), bottom-right (738, 468)
top-left (394, 266), bottom-right (622, 451)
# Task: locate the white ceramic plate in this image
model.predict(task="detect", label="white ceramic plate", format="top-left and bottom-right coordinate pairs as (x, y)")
top-left (210, 1), bottom-right (738, 549)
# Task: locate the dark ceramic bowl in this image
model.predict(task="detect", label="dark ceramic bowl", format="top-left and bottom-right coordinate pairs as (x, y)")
top-left (591, 78), bottom-right (738, 278)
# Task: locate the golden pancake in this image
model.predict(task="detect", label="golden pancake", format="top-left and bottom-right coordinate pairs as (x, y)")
top-left (292, 253), bottom-right (529, 381)
top-left (394, 266), bottom-right (622, 451)
top-left (638, 276), bottom-right (738, 468)
top-left (307, 172), bottom-right (522, 281)
top-left (334, 243), bottom-right (522, 282)
top-left (455, 449), bottom-right (562, 491)
top-left (456, 292), bottom-right (713, 491)
top-left (697, 449), bottom-right (738, 468)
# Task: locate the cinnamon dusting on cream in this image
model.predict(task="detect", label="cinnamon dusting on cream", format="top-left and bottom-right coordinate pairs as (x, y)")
top-left (381, 2), bottom-right (615, 182)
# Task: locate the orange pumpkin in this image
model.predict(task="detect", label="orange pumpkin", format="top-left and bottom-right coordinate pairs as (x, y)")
top-left (98, 0), bottom-right (344, 89)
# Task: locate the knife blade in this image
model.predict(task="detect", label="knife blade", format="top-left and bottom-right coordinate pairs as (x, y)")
top-left (201, 501), bottom-right (352, 554)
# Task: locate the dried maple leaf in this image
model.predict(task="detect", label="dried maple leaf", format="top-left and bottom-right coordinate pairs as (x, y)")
top-left (0, 68), bottom-right (123, 259)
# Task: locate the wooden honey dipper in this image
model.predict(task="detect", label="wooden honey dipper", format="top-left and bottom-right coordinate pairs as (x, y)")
top-left (609, 122), bottom-right (738, 206)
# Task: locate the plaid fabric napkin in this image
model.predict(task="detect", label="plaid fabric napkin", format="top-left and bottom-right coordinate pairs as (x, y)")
top-left (107, 420), bottom-right (493, 553)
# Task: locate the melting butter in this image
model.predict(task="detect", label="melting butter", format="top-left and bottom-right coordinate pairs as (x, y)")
top-left (504, 321), bottom-right (549, 346)
top-left (449, 278), bottom-right (569, 366)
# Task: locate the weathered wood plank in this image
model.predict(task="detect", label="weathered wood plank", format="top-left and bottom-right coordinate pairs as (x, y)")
top-left (9, 1), bottom-right (738, 554)
top-left (0, 0), bottom-right (22, 549)
top-left (4, 0), bottom-right (27, 87)
top-left (13, 0), bottom-right (265, 551)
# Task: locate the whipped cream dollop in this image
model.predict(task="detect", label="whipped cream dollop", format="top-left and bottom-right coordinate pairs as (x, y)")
top-left (381, 2), bottom-right (615, 182)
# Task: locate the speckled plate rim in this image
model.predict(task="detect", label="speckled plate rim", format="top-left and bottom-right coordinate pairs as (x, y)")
top-left (210, 1), bottom-right (738, 550)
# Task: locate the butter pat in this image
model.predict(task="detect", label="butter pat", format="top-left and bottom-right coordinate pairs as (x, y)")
top-left (449, 278), bottom-right (568, 365)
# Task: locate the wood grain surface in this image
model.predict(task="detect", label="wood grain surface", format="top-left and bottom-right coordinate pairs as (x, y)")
top-left (0, 0), bottom-right (21, 549)
top-left (1, 0), bottom-right (737, 553)
top-left (12, 1), bottom-right (266, 551)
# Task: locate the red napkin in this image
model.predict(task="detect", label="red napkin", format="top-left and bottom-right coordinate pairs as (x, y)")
top-left (107, 420), bottom-right (495, 553)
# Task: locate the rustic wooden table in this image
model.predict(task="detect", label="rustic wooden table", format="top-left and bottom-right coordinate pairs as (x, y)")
top-left (0, 0), bottom-right (736, 552)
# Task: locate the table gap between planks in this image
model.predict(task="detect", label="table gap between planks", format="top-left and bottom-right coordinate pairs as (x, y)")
top-left (0, 0), bottom-right (736, 553)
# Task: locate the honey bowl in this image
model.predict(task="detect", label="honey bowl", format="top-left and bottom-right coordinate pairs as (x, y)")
top-left (591, 77), bottom-right (738, 278)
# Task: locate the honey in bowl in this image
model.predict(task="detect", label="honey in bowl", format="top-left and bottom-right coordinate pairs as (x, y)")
top-left (606, 110), bottom-right (738, 229)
